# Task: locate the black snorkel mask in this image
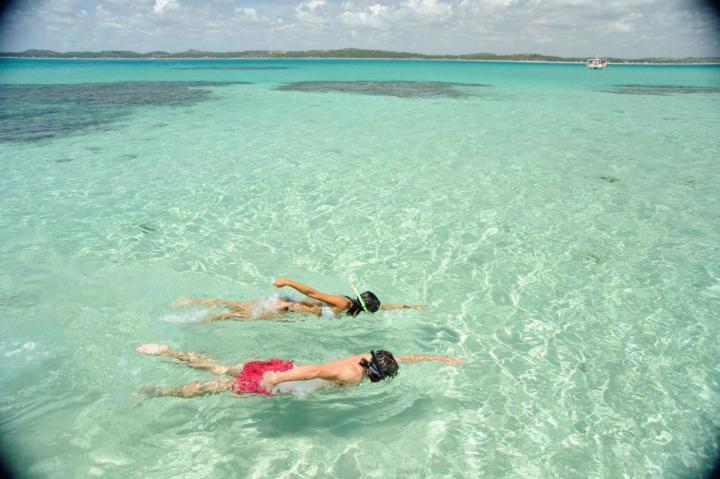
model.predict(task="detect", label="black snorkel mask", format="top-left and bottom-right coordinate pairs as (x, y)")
top-left (361, 350), bottom-right (386, 382)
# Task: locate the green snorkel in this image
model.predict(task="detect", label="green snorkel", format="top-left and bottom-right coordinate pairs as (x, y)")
top-left (350, 283), bottom-right (370, 314)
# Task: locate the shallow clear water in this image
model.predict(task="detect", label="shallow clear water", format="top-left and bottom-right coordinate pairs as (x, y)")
top-left (1, 59), bottom-right (719, 478)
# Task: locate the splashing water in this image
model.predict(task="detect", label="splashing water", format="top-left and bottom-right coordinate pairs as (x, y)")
top-left (159, 309), bottom-right (209, 323)
top-left (273, 378), bottom-right (334, 396)
top-left (250, 294), bottom-right (281, 319)
top-left (3, 342), bottom-right (36, 357)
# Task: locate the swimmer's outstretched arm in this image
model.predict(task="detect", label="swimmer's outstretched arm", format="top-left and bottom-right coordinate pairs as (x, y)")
top-left (379, 304), bottom-right (425, 311)
top-left (273, 277), bottom-right (351, 309)
top-left (396, 354), bottom-right (465, 365)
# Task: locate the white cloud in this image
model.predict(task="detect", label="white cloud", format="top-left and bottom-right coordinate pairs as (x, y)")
top-left (403, 0), bottom-right (453, 22)
top-left (154, 0), bottom-right (179, 15)
top-left (341, 4), bottom-right (390, 28)
top-left (459, 0), bottom-right (519, 10)
top-left (0, 0), bottom-right (718, 57)
top-left (340, 0), bottom-right (452, 30)
top-left (610, 12), bottom-right (642, 33)
top-left (236, 7), bottom-right (259, 22)
top-left (295, 0), bottom-right (330, 24)
top-left (305, 0), bottom-right (327, 11)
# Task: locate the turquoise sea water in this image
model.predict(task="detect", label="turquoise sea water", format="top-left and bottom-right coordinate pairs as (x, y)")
top-left (1, 59), bottom-right (719, 478)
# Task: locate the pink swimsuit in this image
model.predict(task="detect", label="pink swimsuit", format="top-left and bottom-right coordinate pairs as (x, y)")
top-left (231, 358), bottom-right (294, 396)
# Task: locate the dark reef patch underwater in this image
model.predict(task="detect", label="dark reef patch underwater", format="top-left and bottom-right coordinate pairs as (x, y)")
top-left (275, 81), bottom-right (489, 98)
top-left (600, 84), bottom-right (720, 96)
top-left (0, 81), bottom-right (247, 143)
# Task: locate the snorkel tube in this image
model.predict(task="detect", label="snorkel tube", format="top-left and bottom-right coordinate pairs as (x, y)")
top-left (350, 283), bottom-right (370, 314)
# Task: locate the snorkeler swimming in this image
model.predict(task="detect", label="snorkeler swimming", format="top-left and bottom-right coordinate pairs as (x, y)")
top-left (172, 277), bottom-right (424, 322)
top-left (136, 344), bottom-right (464, 398)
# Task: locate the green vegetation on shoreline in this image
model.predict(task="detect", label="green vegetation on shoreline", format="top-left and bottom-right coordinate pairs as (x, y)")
top-left (1, 48), bottom-right (718, 63)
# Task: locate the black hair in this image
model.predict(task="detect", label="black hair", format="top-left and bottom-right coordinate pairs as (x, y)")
top-left (359, 350), bottom-right (399, 382)
top-left (346, 291), bottom-right (381, 317)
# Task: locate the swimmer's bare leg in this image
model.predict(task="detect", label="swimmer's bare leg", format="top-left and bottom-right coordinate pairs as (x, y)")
top-left (136, 344), bottom-right (229, 375)
top-left (379, 304), bottom-right (425, 311)
top-left (224, 364), bottom-right (246, 377)
top-left (203, 312), bottom-right (253, 323)
top-left (204, 310), bottom-right (290, 323)
top-left (171, 297), bottom-right (254, 309)
top-left (143, 377), bottom-right (232, 398)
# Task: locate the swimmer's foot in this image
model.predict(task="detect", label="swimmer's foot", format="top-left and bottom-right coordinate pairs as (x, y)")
top-left (137, 344), bottom-right (170, 355)
top-left (171, 297), bottom-right (225, 308)
top-left (170, 297), bottom-right (194, 308)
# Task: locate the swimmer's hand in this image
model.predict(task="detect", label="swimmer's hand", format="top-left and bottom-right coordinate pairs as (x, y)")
top-left (261, 372), bottom-right (278, 391)
top-left (137, 344), bottom-right (170, 355)
top-left (273, 277), bottom-right (288, 288)
top-left (440, 357), bottom-right (466, 366)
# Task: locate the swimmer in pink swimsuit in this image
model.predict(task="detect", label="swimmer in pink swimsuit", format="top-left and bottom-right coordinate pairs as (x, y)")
top-left (136, 344), bottom-right (464, 398)
top-left (172, 276), bottom-right (424, 322)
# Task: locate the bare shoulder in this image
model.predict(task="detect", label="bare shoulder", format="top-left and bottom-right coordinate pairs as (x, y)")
top-left (332, 295), bottom-right (353, 309)
top-left (323, 355), bottom-right (367, 382)
top-left (322, 354), bottom-right (368, 368)
top-left (345, 353), bottom-right (371, 364)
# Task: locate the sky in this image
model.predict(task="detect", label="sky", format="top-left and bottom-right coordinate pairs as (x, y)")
top-left (0, 0), bottom-right (719, 58)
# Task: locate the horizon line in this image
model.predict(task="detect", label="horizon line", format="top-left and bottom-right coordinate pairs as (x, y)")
top-left (1, 47), bottom-right (719, 62)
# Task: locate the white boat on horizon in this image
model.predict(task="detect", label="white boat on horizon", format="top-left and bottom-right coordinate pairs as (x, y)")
top-left (586, 57), bottom-right (608, 69)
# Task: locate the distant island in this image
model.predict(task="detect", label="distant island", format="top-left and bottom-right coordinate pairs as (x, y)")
top-left (1, 48), bottom-right (718, 64)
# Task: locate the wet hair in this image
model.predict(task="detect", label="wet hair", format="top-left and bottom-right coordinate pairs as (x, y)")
top-left (346, 291), bottom-right (381, 317)
top-left (359, 350), bottom-right (399, 382)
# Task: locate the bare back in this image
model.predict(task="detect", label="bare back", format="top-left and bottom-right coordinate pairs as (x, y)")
top-left (314, 354), bottom-right (369, 385)
top-left (266, 354), bottom-right (371, 389)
